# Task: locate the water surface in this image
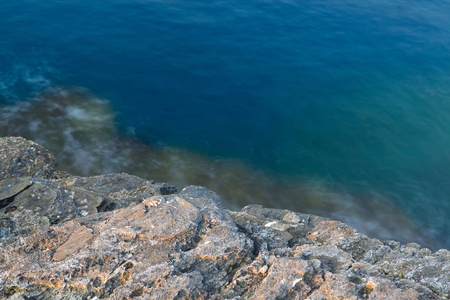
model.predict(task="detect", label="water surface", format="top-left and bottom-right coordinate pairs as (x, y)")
top-left (1, 0), bottom-right (450, 249)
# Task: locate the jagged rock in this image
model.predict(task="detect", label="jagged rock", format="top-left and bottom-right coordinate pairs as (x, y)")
top-left (0, 187), bottom-right (252, 299)
top-left (376, 246), bottom-right (450, 296)
top-left (0, 138), bottom-right (177, 247)
top-left (223, 206), bottom-right (447, 300)
top-left (0, 136), bottom-right (449, 299)
top-left (0, 173), bottom-right (177, 247)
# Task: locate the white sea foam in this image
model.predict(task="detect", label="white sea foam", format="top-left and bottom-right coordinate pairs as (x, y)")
top-left (0, 61), bottom-right (53, 101)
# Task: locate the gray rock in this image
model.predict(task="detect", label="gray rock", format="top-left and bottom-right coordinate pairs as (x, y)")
top-left (376, 247), bottom-right (450, 297)
top-left (0, 178), bottom-right (32, 208)
top-left (295, 244), bottom-right (353, 273)
top-left (0, 186), bottom-right (253, 299)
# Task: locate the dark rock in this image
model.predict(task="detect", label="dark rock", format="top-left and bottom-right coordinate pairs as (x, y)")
top-left (0, 177), bottom-right (32, 208)
top-left (160, 183), bottom-right (177, 195)
top-left (0, 137), bottom-right (57, 179)
top-left (0, 167), bottom-right (178, 247)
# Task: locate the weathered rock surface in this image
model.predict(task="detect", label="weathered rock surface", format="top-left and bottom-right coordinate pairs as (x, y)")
top-left (0, 137), bottom-right (449, 299)
top-left (0, 137), bottom-right (56, 180)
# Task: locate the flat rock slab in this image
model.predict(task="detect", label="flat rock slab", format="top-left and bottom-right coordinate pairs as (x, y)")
top-left (0, 178), bottom-right (32, 207)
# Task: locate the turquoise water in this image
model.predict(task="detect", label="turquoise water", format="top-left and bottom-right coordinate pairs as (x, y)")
top-left (1, 0), bottom-right (450, 250)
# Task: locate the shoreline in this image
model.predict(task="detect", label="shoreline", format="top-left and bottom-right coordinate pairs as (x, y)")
top-left (0, 136), bottom-right (449, 299)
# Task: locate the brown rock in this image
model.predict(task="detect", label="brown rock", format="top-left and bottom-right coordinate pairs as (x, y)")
top-left (366, 277), bottom-right (423, 300)
top-left (52, 224), bottom-right (94, 261)
top-left (307, 272), bottom-right (358, 300)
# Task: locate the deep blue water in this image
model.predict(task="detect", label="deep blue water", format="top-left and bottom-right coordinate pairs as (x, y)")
top-left (1, 0), bottom-right (450, 249)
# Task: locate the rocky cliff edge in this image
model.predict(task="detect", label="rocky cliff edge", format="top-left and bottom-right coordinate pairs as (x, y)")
top-left (0, 137), bottom-right (449, 300)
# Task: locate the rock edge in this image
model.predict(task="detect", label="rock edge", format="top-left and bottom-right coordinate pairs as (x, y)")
top-left (0, 137), bottom-right (449, 300)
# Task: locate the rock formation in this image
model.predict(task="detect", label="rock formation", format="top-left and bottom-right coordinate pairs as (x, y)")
top-left (0, 136), bottom-right (449, 299)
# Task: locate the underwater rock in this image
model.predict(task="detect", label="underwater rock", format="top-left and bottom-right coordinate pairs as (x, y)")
top-left (0, 136), bottom-right (449, 299)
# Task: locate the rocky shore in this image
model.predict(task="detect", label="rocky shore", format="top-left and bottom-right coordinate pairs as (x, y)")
top-left (0, 136), bottom-right (449, 299)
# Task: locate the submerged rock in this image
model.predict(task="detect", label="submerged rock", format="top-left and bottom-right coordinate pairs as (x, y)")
top-left (0, 136), bottom-right (449, 299)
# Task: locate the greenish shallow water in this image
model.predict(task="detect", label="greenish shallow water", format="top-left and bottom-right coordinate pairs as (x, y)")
top-left (0, 87), bottom-right (440, 249)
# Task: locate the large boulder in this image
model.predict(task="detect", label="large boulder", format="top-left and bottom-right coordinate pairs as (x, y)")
top-left (0, 137), bottom-right (57, 180)
top-left (0, 186), bottom-right (251, 299)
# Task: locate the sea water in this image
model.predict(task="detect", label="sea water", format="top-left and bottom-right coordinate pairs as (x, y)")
top-left (1, 0), bottom-right (449, 250)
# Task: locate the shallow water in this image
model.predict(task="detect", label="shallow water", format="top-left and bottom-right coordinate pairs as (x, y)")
top-left (1, 0), bottom-right (450, 250)
top-left (0, 88), bottom-right (437, 249)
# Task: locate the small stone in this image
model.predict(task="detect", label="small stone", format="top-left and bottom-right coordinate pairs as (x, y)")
top-left (281, 211), bottom-right (301, 223)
